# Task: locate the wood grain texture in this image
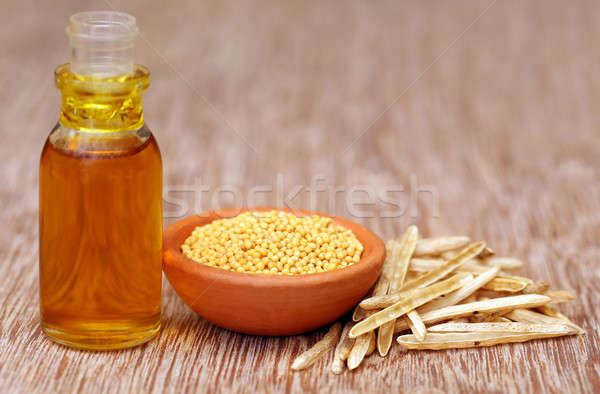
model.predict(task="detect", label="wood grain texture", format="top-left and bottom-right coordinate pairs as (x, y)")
top-left (1, 0), bottom-right (599, 392)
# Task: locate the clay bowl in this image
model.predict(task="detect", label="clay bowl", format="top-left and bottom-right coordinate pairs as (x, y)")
top-left (163, 207), bottom-right (385, 336)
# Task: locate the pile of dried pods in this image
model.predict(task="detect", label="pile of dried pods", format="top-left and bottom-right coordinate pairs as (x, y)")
top-left (291, 226), bottom-right (582, 373)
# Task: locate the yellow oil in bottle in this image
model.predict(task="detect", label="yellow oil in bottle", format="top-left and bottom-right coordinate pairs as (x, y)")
top-left (39, 12), bottom-right (162, 350)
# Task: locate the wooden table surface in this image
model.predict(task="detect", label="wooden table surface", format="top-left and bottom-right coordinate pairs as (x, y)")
top-left (1, 0), bottom-right (599, 392)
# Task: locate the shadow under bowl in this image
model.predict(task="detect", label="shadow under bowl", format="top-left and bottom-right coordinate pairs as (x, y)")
top-left (162, 207), bottom-right (385, 336)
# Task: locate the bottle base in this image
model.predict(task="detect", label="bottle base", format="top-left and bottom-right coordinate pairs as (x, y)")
top-left (41, 320), bottom-right (161, 351)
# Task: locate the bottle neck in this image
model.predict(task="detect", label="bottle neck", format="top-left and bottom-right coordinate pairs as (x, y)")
top-left (55, 63), bottom-right (149, 133)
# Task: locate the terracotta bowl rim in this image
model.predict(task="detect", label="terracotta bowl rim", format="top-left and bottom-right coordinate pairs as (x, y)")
top-left (163, 207), bottom-right (385, 289)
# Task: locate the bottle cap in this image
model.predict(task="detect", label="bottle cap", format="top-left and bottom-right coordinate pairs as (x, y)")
top-left (67, 11), bottom-right (138, 77)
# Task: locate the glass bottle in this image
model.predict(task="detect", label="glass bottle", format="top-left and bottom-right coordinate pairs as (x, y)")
top-left (39, 11), bottom-right (162, 350)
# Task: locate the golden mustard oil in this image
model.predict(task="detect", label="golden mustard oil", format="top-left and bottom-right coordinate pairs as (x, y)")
top-left (39, 11), bottom-right (162, 350)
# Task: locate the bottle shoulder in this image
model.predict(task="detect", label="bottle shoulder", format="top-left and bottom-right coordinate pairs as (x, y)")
top-left (44, 123), bottom-right (160, 160)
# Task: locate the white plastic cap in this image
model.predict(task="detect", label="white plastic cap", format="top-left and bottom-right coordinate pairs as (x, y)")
top-left (67, 11), bottom-right (139, 77)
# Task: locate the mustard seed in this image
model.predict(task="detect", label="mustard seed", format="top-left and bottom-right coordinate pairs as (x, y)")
top-left (181, 211), bottom-right (364, 275)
